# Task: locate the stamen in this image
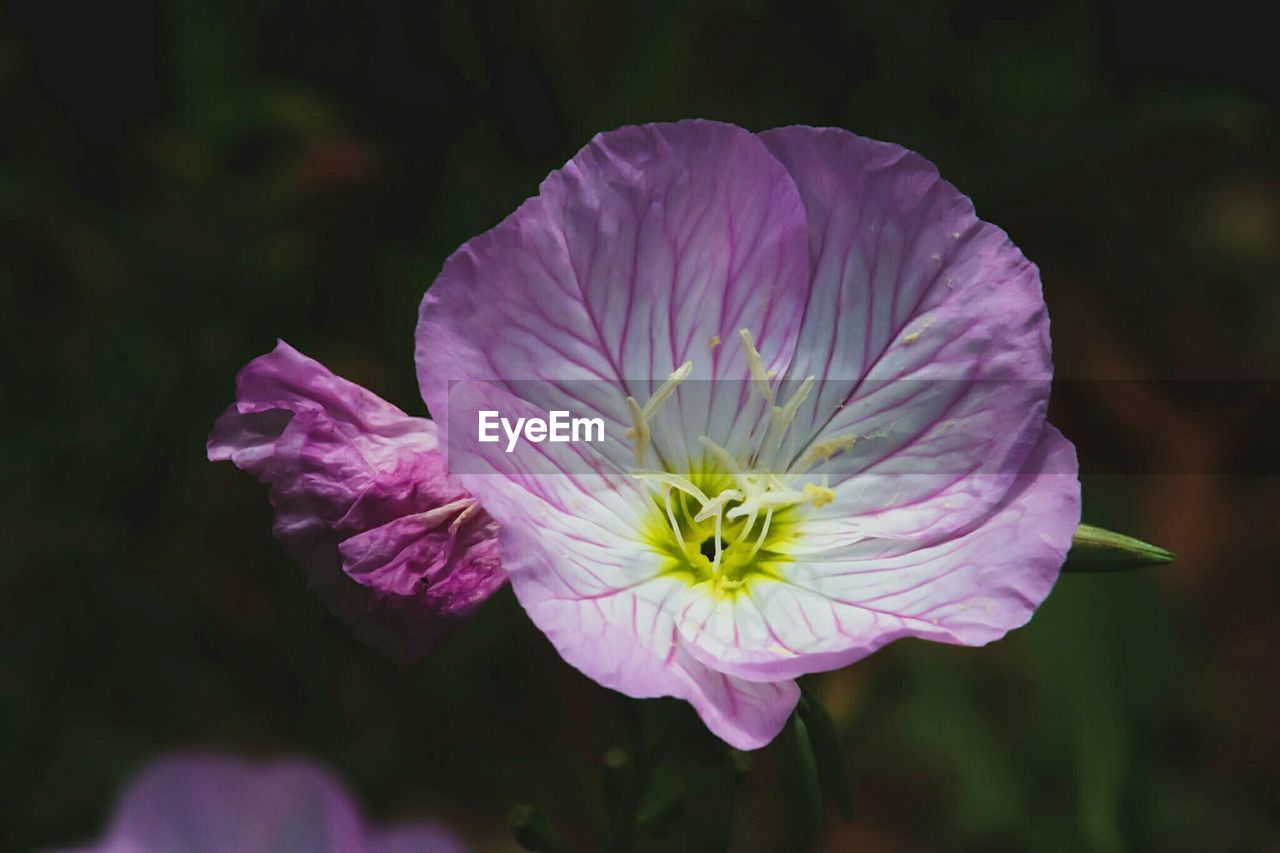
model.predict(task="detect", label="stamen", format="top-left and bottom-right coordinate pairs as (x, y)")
top-left (733, 502), bottom-right (760, 544)
top-left (624, 361), bottom-right (692, 469)
top-left (624, 396), bottom-right (649, 468)
top-left (761, 375), bottom-right (816, 466)
top-left (665, 488), bottom-right (685, 549)
top-left (725, 487), bottom-right (808, 520)
top-left (448, 500), bottom-right (480, 531)
top-left (633, 470), bottom-right (710, 505)
top-left (677, 490), bottom-right (699, 529)
top-left (407, 499), bottom-right (480, 564)
top-left (746, 508), bottom-right (774, 559)
top-left (730, 472), bottom-right (766, 543)
top-left (643, 361), bottom-right (693, 420)
top-left (697, 435), bottom-right (745, 479)
top-left (711, 506), bottom-right (725, 576)
top-left (693, 489), bottom-right (744, 523)
top-left (415, 498), bottom-right (476, 529)
top-left (738, 328), bottom-right (774, 403)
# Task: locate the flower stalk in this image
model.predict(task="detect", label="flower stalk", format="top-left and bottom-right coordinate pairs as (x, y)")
top-left (1063, 523), bottom-right (1175, 572)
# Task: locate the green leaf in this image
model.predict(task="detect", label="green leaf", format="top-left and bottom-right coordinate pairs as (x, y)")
top-left (1062, 524), bottom-right (1175, 572)
top-left (627, 699), bottom-right (736, 849)
top-left (798, 688), bottom-right (854, 821)
top-left (779, 711), bottom-right (823, 848)
top-left (635, 761), bottom-right (687, 838)
top-left (670, 753), bottom-right (736, 851)
top-left (510, 804), bottom-right (571, 853)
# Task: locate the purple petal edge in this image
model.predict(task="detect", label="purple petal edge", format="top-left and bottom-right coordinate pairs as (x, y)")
top-left (207, 341), bottom-right (504, 663)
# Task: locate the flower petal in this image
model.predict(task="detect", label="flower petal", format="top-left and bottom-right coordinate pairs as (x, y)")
top-left (448, 379), bottom-right (797, 749)
top-left (678, 426), bottom-right (1080, 680)
top-left (759, 126), bottom-right (1055, 540)
top-left (71, 753), bottom-right (466, 853)
top-left (504, 523), bottom-right (798, 750)
top-left (207, 342), bottom-right (504, 662)
top-left (669, 648), bottom-right (800, 750)
top-left (366, 826), bottom-right (468, 853)
top-left (416, 120), bottom-right (813, 469)
top-left (96, 754), bottom-right (365, 851)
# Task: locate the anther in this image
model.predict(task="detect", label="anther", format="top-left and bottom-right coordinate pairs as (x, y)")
top-left (739, 328), bottom-right (774, 403)
top-left (625, 396), bottom-right (649, 468)
top-left (802, 483), bottom-right (836, 508)
top-left (795, 432), bottom-right (857, 473)
top-left (624, 361), bottom-right (692, 469)
top-left (449, 500), bottom-right (480, 531)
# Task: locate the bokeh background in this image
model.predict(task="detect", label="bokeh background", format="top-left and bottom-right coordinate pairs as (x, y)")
top-left (3, 1), bottom-right (1278, 850)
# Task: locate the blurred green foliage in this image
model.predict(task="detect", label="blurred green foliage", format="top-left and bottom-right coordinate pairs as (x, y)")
top-left (2, 1), bottom-right (1278, 850)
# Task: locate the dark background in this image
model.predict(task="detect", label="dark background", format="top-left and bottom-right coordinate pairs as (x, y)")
top-left (3, 1), bottom-right (1278, 849)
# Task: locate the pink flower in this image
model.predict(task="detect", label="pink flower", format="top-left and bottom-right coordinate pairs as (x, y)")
top-left (416, 122), bottom-right (1080, 749)
top-left (58, 752), bottom-right (464, 852)
top-left (210, 121), bottom-right (1080, 751)
top-left (208, 342), bottom-right (503, 663)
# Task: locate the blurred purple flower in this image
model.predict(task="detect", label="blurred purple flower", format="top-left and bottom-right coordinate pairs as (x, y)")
top-left (415, 121), bottom-right (1081, 748)
top-left (208, 341), bottom-right (503, 662)
top-left (56, 752), bottom-right (464, 853)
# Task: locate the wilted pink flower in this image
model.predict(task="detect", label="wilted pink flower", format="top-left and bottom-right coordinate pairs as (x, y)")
top-left (57, 752), bottom-right (464, 852)
top-left (208, 342), bottom-right (503, 662)
top-left (416, 121), bottom-right (1080, 748)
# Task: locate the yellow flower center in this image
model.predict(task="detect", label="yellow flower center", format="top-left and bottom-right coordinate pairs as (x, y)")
top-left (626, 329), bottom-right (854, 598)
